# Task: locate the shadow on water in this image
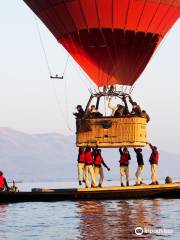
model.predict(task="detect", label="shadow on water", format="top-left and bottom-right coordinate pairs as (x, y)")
top-left (75, 199), bottom-right (165, 240)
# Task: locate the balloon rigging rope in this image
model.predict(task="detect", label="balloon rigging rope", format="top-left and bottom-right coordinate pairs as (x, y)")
top-left (34, 15), bottom-right (52, 76)
top-left (34, 15), bottom-right (73, 133)
top-left (62, 53), bottom-right (70, 77)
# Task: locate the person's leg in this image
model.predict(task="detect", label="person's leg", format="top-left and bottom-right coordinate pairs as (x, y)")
top-left (82, 164), bottom-right (86, 182)
top-left (135, 166), bottom-right (140, 184)
top-left (94, 167), bottom-right (99, 186)
top-left (78, 163), bottom-right (84, 185)
top-left (89, 165), bottom-right (96, 187)
top-left (151, 164), bottom-right (156, 183)
top-left (139, 165), bottom-right (144, 183)
top-left (120, 167), bottom-right (125, 186)
top-left (85, 166), bottom-right (89, 188)
top-left (154, 164), bottom-right (158, 183)
top-left (99, 167), bottom-right (104, 186)
top-left (125, 166), bottom-right (129, 186)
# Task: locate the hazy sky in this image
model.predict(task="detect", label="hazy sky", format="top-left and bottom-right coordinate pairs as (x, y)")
top-left (0, 1), bottom-right (180, 153)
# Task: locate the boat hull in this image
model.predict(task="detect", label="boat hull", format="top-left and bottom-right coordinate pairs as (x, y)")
top-left (0, 183), bottom-right (179, 203)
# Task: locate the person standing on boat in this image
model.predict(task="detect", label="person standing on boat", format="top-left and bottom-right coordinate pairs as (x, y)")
top-left (0, 171), bottom-right (9, 191)
top-left (149, 143), bottom-right (159, 185)
top-left (93, 148), bottom-right (110, 187)
top-left (119, 147), bottom-right (131, 186)
top-left (84, 147), bottom-right (96, 188)
top-left (133, 148), bottom-right (144, 185)
top-left (77, 147), bottom-right (86, 186)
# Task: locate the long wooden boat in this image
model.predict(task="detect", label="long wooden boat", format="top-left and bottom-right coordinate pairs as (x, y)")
top-left (0, 183), bottom-right (179, 203)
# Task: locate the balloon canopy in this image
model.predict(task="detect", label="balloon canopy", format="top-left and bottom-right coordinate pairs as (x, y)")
top-left (24, 0), bottom-right (180, 87)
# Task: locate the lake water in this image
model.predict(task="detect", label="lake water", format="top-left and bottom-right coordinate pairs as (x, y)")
top-left (0, 181), bottom-right (179, 240)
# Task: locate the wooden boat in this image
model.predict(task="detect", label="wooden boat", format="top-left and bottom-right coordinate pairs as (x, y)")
top-left (0, 183), bottom-right (179, 203)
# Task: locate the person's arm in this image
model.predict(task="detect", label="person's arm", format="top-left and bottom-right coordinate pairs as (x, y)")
top-left (92, 148), bottom-right (98, 156)
top-left (102, 160), bottom-right (110, 171)
top-left (149, 143), bottom-right (155, 153)
top-left (146, 113), bottom-right (150, 122)
top-left (137, 105), bottom-right (142, 114)
top-left (149, 143), bottom-right (153, 150)
top-left (119, 148), bottom-right (123, 155)
top-left (4, 178), bottom-right (9, 191)
top-left (129, 96), bottom-right (134, 105)
top-left (128, 153), bottom-right (131, 160)
top-left (122, 96), bottom-right (129, 115)
top-left (108, 97), bottom-right (116, 111)
top-left (133, 148), bottom-right (137, 153)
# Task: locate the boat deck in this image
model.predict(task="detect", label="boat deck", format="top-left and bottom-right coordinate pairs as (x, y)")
top-left (0, 183), bottom-right (180, 203)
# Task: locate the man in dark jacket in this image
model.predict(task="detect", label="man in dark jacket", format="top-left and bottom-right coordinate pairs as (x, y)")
top-left (149, 143), bottom-right (159, 185)
top-left (119, 147), bottom-right (131, 186)
top-left (73, 105), bottom-right (84, 118)
top-left (134, 148), bottom-right (144, 185)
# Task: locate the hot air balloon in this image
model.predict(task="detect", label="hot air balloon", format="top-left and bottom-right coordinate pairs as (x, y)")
top-left (23, 0), bottom-right (180, 147)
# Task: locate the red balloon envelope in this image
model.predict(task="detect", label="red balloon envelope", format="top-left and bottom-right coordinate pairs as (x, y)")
top-left (24, 0), bottom-right (180, 87)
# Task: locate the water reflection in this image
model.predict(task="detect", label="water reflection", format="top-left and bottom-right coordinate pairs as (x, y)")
top-left (76, 200), bottom-right (163, 239)
top-left (0, 204), bottom-right (7, 239)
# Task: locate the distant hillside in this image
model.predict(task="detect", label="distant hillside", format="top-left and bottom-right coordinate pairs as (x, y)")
top-left (0, 128), bottom-right (77, 181)
top-left (0, 127), bottom-right (179, 182)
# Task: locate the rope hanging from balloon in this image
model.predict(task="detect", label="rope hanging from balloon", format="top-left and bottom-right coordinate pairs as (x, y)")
top-left (34, 15), bottom-right (52, 76)
top-left (33, 15), bottom-right (74, 134)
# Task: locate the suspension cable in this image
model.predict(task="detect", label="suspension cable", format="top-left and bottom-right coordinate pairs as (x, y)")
top-left (34, 15), bottom-right (73, 133)
top-left (34, 15), bottom-right (52, 76)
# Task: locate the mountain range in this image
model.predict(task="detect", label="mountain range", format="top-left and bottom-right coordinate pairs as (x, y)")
top-left (0, 127), bottom-right (179, 182)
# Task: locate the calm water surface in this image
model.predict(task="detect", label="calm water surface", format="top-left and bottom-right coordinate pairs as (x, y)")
top-left (0, 182), bottom-right (179, 240)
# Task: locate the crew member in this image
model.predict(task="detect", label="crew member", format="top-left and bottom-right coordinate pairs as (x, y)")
top-left (141, 110), bottom-right (150, 122)
top-left (84, 147), bottom-right (96, 188)
top-left (73, 105), bottom-right (84, 118)
top-left (88, 105), bottom-right (102, 118)
top-left (108, 96), bottom-right (129, 117)
top-left (134, 148), bottom-right (144, 185)
top-left (77, 147), bottom-right (85, 186)
top-left (129, 96), bottom-right (141, 116)
top-left (119, 147), bottom-right (131, 186)
top-left (149, 143), bottom-right (159, 185)
top-left (0, 171), bottom-right (9, 191)
top-left (93, 148), bottom-right (110, 187)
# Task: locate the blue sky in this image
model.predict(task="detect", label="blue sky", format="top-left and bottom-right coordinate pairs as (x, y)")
top-left (0, 0), bottom-right (180, 153)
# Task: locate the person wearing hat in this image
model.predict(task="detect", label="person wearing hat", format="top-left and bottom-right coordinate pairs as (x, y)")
top-left (149, 143), bottom-right (159, 185)
top-left (73, 105), bottom-right (85, 118)
top-left (134, 148), bottom-right (144, 185)
top-left (0, 171), bottom-right (9, 191)
top-left (119, 147), bottom-right (131, 186)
